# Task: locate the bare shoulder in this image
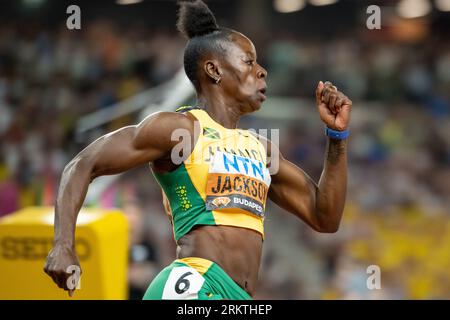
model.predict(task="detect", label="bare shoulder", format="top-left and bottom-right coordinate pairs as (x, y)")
top-left (133, 111), bottom-right (196, 150)
top-left (138, 111), bottom-right (195, 132)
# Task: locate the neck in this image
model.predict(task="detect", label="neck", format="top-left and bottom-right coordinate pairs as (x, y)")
top-left (197, 91), bottom-right (242, 129)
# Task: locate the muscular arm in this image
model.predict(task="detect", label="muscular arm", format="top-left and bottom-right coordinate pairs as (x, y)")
top-left (268, 81), bottom-right (351, 233)
top-left (268, 138), bottom-right (347, 233)
top-left (54, 112), bottom-right (193, 246)
top-left (45, 112), bottom-right (194, 292)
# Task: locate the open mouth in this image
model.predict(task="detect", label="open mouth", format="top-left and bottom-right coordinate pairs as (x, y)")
top-left (258, 88), bottom-right (267, 101)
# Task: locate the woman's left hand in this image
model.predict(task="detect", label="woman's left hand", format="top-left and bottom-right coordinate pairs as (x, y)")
top-left (315, 81), bottom-right (352, 131)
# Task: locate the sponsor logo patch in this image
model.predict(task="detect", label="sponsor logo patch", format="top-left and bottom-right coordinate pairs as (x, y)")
top-left (212, 197), bottom-right (231, 207)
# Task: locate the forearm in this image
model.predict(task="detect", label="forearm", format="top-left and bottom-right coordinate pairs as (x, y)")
top-left (316, 138), bottom-right (348, 231)
top-left (54, 156), bottom-right (94, 247)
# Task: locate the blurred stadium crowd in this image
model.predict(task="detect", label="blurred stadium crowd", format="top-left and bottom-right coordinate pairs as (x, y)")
top-left (0, 3), bottom-right (449, 299)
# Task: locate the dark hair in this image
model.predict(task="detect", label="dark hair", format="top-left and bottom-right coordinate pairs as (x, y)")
top-left (177, 0), bottom-right (232, 90)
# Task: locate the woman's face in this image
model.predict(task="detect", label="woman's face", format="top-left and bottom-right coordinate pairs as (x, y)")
top-left (217, 32), bottom-right (268, 113)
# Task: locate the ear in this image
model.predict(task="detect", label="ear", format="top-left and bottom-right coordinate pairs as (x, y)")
top-left (204, 60), bottom-right (222, 83)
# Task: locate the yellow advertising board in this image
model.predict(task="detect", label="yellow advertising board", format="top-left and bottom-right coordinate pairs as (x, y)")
top-left (0, 207), bottom-right (128, 300)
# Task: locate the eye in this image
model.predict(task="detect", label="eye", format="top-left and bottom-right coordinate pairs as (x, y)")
top-left (246, 60), bottom-right (254, 66)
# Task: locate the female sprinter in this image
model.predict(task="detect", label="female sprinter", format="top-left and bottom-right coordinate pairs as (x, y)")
top-left (44, 0), bottom-right (352, 300)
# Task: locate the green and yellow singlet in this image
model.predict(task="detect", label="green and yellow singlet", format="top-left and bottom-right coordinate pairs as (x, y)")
top-left (153, 107), bottom-right (271, 242)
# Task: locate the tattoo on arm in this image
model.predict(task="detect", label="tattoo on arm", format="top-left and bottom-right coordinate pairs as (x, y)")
top-left (326, 139), bottom-right (347, 165)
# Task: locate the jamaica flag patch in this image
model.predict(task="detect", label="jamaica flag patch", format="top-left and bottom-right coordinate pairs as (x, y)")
top-left (203, 127), bottom-right (221, 140)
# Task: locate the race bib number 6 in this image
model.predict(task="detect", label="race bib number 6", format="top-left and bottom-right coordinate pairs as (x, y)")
top-left (162, 266), bottom-right (205, 300)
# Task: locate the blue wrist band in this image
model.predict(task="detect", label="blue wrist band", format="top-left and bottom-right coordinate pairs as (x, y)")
top-left (325, 127), bottom-right (350, 140)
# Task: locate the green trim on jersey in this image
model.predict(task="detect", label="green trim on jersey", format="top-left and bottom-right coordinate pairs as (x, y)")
top-left (153, 163), bottom-right (215, 241)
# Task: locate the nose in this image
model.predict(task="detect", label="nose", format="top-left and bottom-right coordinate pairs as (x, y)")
top-left (257, 65), bottom-right (267, 79)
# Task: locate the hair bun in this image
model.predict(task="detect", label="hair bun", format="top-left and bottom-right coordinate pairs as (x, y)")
top-left (177, 0), bottom-right (219, 39)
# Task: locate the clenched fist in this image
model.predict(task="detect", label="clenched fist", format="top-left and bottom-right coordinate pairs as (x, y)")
top-left (44, 243), bottom-right (81, 297)
top-left (316, 81), bottom-right (352, 131)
